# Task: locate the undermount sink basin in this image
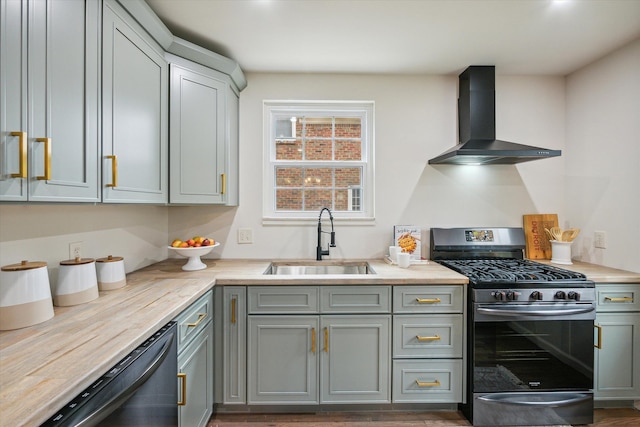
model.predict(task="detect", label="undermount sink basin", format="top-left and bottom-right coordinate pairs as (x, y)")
top-left (264, 261), bottom-right (375, 275)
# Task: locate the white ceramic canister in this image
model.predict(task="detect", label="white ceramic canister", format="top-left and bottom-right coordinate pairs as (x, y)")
top-left (0, 260), bottom-right (55, 330)
top-left (55, 257), bottom-right (99, 306)
top-left (550, 240), bottom-right (573, 265)
top-left (95, 255), bottom-right (126, 291)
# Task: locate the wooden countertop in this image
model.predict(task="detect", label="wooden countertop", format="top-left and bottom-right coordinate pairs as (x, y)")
top-left (0, 257), bottom-right (637, 426)
top-left (536, 260), bottom-right (640, 283)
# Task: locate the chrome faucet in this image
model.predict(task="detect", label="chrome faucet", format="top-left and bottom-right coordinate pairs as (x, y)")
top-left (316, 207), bottom-right (336, 260)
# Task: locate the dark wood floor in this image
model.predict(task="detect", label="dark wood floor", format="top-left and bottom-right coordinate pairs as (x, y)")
top-left (208, 408), bottom-right (640, 427)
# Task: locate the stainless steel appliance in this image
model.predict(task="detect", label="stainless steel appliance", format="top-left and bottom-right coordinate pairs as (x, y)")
top-left (431, 227), bottom-right (595, 427)
top-left (41, 321), bottom-right (178, 426)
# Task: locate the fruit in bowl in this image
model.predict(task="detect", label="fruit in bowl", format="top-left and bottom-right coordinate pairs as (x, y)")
top-left (168, 236), bottom-right (220, 271)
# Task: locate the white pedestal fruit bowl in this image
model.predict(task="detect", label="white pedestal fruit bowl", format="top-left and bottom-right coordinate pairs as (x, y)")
top-left (168, 243), bottom-right (220, 271)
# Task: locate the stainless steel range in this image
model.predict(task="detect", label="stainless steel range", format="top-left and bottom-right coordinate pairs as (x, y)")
top-left (431, 227), bottom-right (595, 427)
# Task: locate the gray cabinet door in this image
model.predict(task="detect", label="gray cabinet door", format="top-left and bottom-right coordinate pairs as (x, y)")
top-left (169, 61), bottom-right (226, 204)
top-left (178, 320), bottom-right (213, 427)
top-left (1, 0), bottom-right (100, 202)
top-left (222, 286), bottom-right (246, 404)
top-left (594, 312), bottom-right (640, 400)
top-left (320, 315), bottom-right (391, 403)
top-left (102, 0), bottom-right (167, 203)
top-left (248, 315), bottom-right (319, 404)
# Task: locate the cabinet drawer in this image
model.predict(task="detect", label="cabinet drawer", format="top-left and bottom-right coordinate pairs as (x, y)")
top-left (393, 286), bottom-right (464, 313)
top-left (392, 359), bottom-right (463, 403)
top-left (248, 286), bottom-right (319, 314)
top-left (393, 315), bottom-right (463, 358)
top-left (176, 290), bottom-right (213, 351)
top-left (596, 284), bottom-right (640, 312)
top-left (320, 286), bottom-right (391, 313)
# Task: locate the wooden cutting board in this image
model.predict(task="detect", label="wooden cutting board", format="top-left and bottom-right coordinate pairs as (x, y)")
top-left (523, 214), bottom-right (558, 259)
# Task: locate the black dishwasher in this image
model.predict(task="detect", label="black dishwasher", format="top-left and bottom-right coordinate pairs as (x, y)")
top-left (41, 321), bottom-right (178, 427)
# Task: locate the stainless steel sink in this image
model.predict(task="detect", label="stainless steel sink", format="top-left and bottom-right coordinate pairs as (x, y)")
top-left (264, 261), bottom-right (375, 275)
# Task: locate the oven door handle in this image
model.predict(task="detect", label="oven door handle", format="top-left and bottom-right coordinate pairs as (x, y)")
top-left (74, 331), bottom-right (175, 427)
top-left (478, 392), bottom-right (592, 407)
top-left (477, 306), bottom-right (595, 317)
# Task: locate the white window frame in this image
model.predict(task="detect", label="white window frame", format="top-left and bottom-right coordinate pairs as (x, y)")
top-left (263, 100), bottom-right (375, 222)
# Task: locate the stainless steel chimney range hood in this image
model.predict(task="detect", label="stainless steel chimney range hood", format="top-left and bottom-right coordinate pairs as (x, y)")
top-left (429, 66), bottom-right (561, 165)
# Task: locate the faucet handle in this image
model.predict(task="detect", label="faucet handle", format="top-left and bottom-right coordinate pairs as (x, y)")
top-left (330, 231), bottom-right (336, 247)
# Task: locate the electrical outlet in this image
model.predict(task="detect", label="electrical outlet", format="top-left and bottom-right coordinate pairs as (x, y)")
top-left (238, 228), bottom-right (253, 244)
top-left (69, 241), bottom-right (83, 259)
top-left (594, 231), bottom-right (607, 249)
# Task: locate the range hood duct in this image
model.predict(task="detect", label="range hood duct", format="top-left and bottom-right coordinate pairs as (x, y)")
top-left (429, 66), bottom-right (561, 165)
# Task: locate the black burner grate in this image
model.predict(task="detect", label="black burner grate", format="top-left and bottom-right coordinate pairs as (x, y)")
top-left (439, 258), bottom-right (587, 285)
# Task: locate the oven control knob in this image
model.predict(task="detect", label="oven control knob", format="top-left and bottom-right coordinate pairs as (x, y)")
top-left (492, 291), bottom-right (506, 301)
top-left (567, 291), bottom-right (581, 301)
top-left (530, 291), bottom-right (543, 300)
top-left (555, 291), bottom-right (567, 299)
top-left (506, 291), bottom-right (520, 301)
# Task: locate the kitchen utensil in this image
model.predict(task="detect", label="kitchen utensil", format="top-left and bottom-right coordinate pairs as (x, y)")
top-left (550, 226), bottom-right (563, 241)
top-left (168, 242), bottom-right (220, 271)
top-left (566, 228), bottom-right (581, 242)
top-left (96, 255), bottom-right (126, 290)
top-left (55, 257), bottom-right (99, 306)
top-left (0, 260), bottom-right (55, 330)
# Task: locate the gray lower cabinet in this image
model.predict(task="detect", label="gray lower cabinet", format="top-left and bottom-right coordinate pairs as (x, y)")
top-left (175, 290), bottom-right (214, 427)
top-left (220, 286), bottom-right (246, 404)
top-left (1, 0), bottom-right (100, 202)
top-left (391, 286), bottom-right (464, 403)
top-left (594, 284), bottom-right (640, 402)
top-left (102, 0), bottom-right (168, 203)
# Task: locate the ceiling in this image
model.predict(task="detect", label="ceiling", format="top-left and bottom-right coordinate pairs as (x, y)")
top-left (145, 0), bottom-right (640, 76)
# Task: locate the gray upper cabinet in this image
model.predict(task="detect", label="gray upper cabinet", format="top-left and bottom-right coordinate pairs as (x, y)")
top-left (102, 0), bottom-right (168, 203)
top-left (1, 0), bottom-right (100, 202)
top-left (168, 57), bottom-right (232, 205)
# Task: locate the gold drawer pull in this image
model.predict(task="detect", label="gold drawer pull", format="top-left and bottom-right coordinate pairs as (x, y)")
top-left (604, 296), bottom-right (634, 302)
top-left (594, 324), bottom-right (603, 349)
top-left (416, 334), bottom-right (441, 342)
top-left (416, 379), bottom-right (441, 387)
top-left (186, 313), bottom-right (207, 328)
top-left (35, 137), bottom-right (51, 180)
top-left (106, 155), bottom-right (118, 187)
top-left (221, 173), bottom-right (226, 195)
top-left (231, 297), bottom-right (236, 324)
top-left (311, 327), bottom-right (316, 353)
top-left (177, 372), bottom-right (187, 406)
top-left (10, 131), bottom-right (27, 178)
top-left (416, 298), bottom-right (441, 304)
top-left (324, 327), bottom-right (329, 353)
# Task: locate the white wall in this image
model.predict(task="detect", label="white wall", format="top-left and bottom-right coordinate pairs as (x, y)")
top-left (565, 38), bottom-right (640, 272)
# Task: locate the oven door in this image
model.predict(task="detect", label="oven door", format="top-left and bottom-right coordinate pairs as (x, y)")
top-left (473, 303), bottom-right (595, 393)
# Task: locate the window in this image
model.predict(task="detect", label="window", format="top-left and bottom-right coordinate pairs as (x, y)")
top-left (264, 101), bottom-right (374, 221)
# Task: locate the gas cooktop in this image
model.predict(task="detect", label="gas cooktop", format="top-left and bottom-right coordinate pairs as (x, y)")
top-left (438, 258), bottom-right (589, 286)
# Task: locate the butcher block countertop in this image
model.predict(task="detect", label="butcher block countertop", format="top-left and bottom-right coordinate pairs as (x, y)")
top-left (0, 258), bottom-right (637, 426)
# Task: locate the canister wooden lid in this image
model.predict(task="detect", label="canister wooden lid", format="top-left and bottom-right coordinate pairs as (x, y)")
top-left (96, 255), bottom-right (124, 263)
top-left (1, 260), bottom-right (47, 271)
top-left (59, 257), bottom-right (95, 266)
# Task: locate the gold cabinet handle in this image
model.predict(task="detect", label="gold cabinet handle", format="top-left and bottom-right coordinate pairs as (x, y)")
top-left (231, 297), bottom-right (236, 324)
top-left (311, 327), bottom-right (316, 353)
top-left (186, 313), bottom-right (207, 328)
top-left (10, 132), bottom-right (27, 178)
top-left (604, 296), bottom-right (634, 302)
top-left (416, 334), bottom-right (441, 342)
top-left (416, 379), bottom-right (441, 387)
top-left (177, 372), bottom-right (187, 406)
top-left (324, 327), bottom-right (329, 353)
top-left (221, 173), bottom-right (226, 195)
top-left (106, 155), bottom-right (117, 187)
top-left (35, 137), bottom-right (51, 180)
top-left (416, 298), bottom-right (441, 304)
top-left (594, 324), bottom-right (602, 349)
